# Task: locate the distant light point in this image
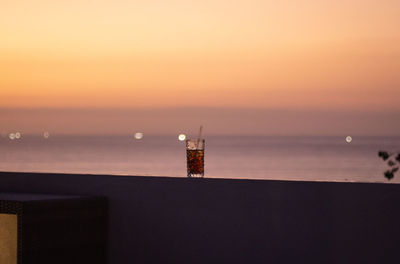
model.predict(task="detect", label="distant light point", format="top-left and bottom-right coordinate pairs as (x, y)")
top-left (178, 134), bottom-right (186, 141)
top-left (9, 133), bottom-right (16, 140)
top-left (15, 132), bottom-right (21, 139)
top-left (43, 132), bottom-right (50, 139)
top-left (134, 132), bottom-right (144, 140)
top-left (345, 136), bottom-right (352, 143)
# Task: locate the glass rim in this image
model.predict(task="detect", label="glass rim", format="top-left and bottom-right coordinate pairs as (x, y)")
top-left (186, 138), bottom-right (205, 142)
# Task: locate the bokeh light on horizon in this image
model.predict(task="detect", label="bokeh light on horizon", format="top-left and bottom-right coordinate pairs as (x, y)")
top-left (43, 132), bottom-right (50, 139)
top-left (7, 132), bottom-right (21, 140)
top-left (8, 133), bottom-right (16, 140)
top-left (178, 134), bottom-right (186, 141)
top-left (134, 132), bottom-right (144, 140)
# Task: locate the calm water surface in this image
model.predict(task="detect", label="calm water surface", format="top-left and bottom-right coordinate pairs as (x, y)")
top-left (1, 135), bottom-right (399, 183)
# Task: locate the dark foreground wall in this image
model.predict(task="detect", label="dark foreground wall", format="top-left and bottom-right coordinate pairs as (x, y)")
top-left (0, 172), bottom-right (399, 264)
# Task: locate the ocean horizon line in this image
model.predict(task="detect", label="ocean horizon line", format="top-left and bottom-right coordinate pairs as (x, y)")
top-left (2, 133), bottom-right (400, 138)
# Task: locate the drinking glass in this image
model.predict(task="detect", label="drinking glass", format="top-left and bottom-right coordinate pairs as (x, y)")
top-left (186, 139), bottom-right (205, 178)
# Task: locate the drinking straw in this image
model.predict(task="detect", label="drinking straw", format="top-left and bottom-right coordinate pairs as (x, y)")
top-left (196, 125), bottom-right (203, 149)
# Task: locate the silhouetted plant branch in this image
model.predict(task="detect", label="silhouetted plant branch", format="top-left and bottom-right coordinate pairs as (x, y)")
top-left (378, 151), bottom-right (400, 180)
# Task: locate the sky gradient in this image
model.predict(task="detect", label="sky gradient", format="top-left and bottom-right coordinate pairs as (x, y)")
top-left (1, 0), bottom-right (399, 134)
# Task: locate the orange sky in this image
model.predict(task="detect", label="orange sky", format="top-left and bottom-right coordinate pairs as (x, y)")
top-left (1, 0), bottom-right (400, 111)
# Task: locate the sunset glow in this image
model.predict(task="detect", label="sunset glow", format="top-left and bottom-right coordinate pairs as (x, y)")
top-left (1, 0), bottom-right (399, 110)
top-left (1, 1), bottom-right (400, 136)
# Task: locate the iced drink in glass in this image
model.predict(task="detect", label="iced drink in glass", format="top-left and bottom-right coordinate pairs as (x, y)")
top-left (186, 139), bottom-right (205, 178)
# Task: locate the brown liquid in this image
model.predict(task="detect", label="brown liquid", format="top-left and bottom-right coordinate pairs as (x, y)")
top-left (186, 149), bottom-right (204, 176)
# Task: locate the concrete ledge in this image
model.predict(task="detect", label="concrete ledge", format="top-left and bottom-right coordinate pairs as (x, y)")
top-left (0, 171), bottom-right (399, 263)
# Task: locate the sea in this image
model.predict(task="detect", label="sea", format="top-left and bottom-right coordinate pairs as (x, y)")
top-left (1, 134), bottom-right (400, 183)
